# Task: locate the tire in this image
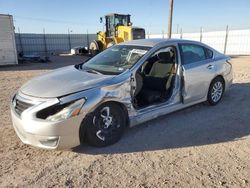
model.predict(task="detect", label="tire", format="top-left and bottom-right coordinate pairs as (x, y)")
top-left (89, 40), bottom-right (103, 56)
top-left (82, 103), bottom-right (126, 147)
top-left (207, 77), bottom-right (225, 105)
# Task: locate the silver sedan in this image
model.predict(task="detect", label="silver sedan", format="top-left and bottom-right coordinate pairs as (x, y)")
top-left (10, 39), bottom-right (233, 149)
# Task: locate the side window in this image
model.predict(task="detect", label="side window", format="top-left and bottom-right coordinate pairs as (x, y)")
top-left (205, 48), bottom-right (213, 59)
top-left (180, 44), bottom-right (206, 65)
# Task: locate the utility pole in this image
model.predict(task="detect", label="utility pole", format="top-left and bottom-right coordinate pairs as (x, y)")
top-left (168, 0), bottom-right (174, 38)
top-left (86, 30), bottom-right (90, 51)
top-left (68, 28), bottom-right (72, 51)
top-left (18, 27), bottom-right (23, 55)
top-left (43, 28), bottom-right (48, 61)
top-left (224, 25), bottom-right (229, 54)
top-left (200, 27), bottom-right (203, 42)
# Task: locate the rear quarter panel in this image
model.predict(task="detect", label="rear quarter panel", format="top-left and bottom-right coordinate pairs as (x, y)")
top-left (213, 54), bottom-right (233, 91)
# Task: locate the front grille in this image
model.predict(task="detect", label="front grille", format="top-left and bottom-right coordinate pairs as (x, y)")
top-left (14, 98), bottom-right (33, 116)
top-left (132, 28), bottom-right (145, 40)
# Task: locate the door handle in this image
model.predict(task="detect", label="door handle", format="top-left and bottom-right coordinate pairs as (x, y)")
top-left (207, 64), bottom-right (214, 69)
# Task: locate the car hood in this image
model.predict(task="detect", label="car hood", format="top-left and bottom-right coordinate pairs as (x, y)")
top-left (20, 65), bottom-right (114, 98)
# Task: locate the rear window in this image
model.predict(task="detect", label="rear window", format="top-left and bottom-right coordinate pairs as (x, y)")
top-left (205, 48), bottom-right (213, 59)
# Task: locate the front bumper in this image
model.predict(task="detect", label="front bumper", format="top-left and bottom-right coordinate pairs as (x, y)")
top-left (10, 97), bottom-right (83, 150)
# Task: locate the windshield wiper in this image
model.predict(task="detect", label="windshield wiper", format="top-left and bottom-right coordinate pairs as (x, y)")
top-left (85, 69), bottom-right (103, 75)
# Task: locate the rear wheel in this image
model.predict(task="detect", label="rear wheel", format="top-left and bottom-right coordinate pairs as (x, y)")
top-left (83, 103), bottom-right (126, 147)
top-left (207, 77), bottom-right (224, 105)
top-left (89, 40), bottom-right (103, 56)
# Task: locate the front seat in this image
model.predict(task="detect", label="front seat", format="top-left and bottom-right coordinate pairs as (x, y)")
top-left (148, 51), bottom-right (173, 78)
top-left (142, 51), bottom-right (174, 104)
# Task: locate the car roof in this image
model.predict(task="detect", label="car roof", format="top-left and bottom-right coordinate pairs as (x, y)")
top-left (119, 38), bottom-right (204, 47)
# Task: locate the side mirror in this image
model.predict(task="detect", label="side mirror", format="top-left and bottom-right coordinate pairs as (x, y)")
top-left (100, 17), bottom-right (103, 23)
top-left (128, 22), bottom-right (133, 26)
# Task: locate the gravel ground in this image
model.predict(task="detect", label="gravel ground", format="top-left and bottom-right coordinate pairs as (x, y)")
top-left (0, 55), bottom-right (249, 187)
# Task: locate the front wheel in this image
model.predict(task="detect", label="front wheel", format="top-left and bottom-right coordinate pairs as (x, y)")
top-left (89, 40), bottom-right (103, 56)
top-left (83, 103), bottom-right (126, 147)
top-left (207, 77), bottom-right (225, 105)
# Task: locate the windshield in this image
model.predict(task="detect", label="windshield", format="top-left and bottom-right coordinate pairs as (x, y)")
top-left (115, 15), bottom-right (129, 26)
top-left (83, 45), bottom-right (150, 75)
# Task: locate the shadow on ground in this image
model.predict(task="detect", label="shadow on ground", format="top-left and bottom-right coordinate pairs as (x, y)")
top-left (73, 82), bottom-right (250, 154)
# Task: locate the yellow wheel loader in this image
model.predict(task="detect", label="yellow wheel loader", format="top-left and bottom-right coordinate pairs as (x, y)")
top-left (89, 13), bottom-right (145, 55)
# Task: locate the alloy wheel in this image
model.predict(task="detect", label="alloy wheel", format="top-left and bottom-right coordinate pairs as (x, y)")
top-left (93, 106), bottom-right (121, 142)
top-left (211, 81), bottom-right (223, 103)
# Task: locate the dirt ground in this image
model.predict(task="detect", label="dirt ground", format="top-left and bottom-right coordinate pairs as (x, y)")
top-left (0, 55), bottom-right (249, 188)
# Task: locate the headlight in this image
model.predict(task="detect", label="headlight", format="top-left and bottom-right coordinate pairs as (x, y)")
top-left (45, 98), bottom-right (86, 122)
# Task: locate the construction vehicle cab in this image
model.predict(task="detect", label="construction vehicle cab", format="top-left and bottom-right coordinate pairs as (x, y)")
top-left (89, 13), bottom-right (145, 55)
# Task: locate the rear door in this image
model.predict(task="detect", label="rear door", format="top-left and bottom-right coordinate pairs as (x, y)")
top-left (179, 43), bottom-right (216, 103)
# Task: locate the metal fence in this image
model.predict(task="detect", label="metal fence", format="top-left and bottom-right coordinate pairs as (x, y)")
top-left (148, 29), bottom-right (250, 55)
top-left (15, 33), bottom-right (97, 55)
top-left (15, 29), bottom-right (250, 56)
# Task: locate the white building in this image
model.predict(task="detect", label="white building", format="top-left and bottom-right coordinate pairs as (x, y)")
top-left (0, 14), bottom-right (18, 65)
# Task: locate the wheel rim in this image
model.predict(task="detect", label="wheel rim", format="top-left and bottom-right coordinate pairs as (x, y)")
top-left (93, 106), bottom-right (121, 141)
top-left (89, 41), bottom-right (98, 51)
top-left (211, 81), bottom-right (223, 103)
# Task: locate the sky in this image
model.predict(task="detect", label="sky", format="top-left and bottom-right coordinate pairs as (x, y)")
top-left (0, 0), bottom-right (250, 34)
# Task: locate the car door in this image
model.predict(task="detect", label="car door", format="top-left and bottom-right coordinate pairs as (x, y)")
top-left (179, 43), bottom-right (216, 104)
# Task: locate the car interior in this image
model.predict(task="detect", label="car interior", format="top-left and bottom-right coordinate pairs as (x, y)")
top-left (132, 46), bottom-right (177, 108)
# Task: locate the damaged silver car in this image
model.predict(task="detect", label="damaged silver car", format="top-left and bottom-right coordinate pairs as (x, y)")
top-left (10, 39), bottom-right (233, 149)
